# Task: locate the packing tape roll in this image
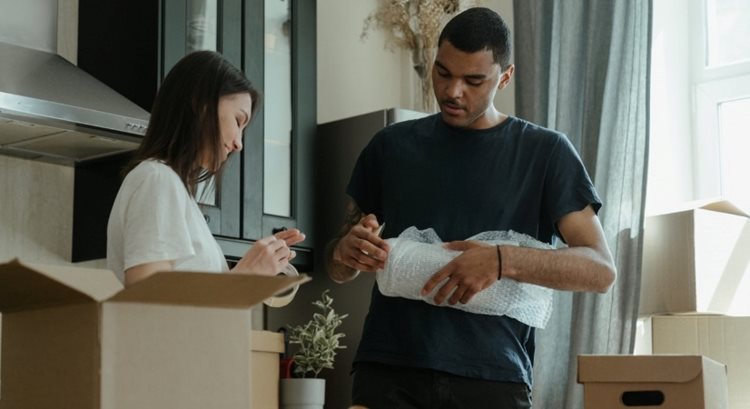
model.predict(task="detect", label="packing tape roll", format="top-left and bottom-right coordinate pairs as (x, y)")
top-left (264, 264), bottom-right (300, 308)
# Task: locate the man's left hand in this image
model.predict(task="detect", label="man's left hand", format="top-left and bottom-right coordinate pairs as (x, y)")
top-left (421, 240), bottom-right (500, 305)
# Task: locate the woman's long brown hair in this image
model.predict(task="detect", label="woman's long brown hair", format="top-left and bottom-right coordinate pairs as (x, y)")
top-left (126, 50), bottom-right (261, 196)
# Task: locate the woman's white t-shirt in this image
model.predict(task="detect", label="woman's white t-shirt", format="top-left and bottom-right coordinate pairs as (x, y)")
top-left (107, 160), bottom-right (229, 283)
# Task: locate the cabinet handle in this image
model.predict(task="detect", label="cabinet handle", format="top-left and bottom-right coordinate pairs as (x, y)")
top-left (272, 227), bottom-right (288, 234)
top-left (203, 214), bottom-right (211, 223)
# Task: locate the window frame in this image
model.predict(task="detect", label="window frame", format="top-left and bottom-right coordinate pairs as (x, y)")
top-left (690, 0), bottom-right (750, 205)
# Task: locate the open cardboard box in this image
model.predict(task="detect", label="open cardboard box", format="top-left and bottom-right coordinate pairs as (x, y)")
top-left (0, 259), bottom-right (309, 409)
top-left (640, 199), bottom-right (750, 315)
top-left (578, 354), bottom-right (729, 409)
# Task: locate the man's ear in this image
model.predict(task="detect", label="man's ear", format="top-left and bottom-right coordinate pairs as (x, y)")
top-left (498, 64), bottom-right (515, 90)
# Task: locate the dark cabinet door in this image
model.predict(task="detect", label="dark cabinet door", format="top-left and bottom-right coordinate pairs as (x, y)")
top-left (243, 0), bottom-right (315, 249)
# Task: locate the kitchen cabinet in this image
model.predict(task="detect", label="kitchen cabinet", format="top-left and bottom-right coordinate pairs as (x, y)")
top-left (76, 0), bottom-right (315, 269)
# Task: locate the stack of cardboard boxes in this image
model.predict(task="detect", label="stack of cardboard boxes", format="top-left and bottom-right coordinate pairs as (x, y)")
top-left (577, 200), bottom-right (748, 408)
top-left (635, 200), bottom-right (750, 409)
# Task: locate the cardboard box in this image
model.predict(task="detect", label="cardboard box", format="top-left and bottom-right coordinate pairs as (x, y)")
top-left (0, 259), bottom-right (308, 409)
top-left (635, 315), bottom-right (750, 409)
top-left (578, 354), bottom-right (728, 409)
top-left (250, 331), bottom-right (284, 409)
top-left (640, 200), bottom-right (750, 315)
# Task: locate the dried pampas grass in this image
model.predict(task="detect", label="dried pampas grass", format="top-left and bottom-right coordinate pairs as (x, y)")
top-left (361, 0), bottom-right (479, 112)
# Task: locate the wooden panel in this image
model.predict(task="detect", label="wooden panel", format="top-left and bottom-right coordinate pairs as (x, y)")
top-left (57, 0), bottom-right (79, 64)
top-left (0, 156), bottom-right (73, 263)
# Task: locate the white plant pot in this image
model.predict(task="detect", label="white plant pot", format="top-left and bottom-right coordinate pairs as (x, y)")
top-left (280, 378), bottom-right (326, 409)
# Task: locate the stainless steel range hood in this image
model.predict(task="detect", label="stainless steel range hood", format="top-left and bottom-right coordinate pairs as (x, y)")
top-left (0, 41), bottom-right (149, 165)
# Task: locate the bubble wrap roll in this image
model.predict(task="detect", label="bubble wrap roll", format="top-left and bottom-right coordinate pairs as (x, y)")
top-left (376, 227), bottom-right (555, 328)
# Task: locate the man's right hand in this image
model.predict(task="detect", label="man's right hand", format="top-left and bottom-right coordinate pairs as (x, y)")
top-left (333, 214), bottom-right (390, 272)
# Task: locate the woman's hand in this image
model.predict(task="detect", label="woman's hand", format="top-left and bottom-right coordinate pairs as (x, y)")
top-left (232, 228), bottom-right (306, 276)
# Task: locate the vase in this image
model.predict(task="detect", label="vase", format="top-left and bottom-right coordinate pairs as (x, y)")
top-left (280, 378), bottom-right (325, 409)
top-left (411, 44), bottom-right (438, 113)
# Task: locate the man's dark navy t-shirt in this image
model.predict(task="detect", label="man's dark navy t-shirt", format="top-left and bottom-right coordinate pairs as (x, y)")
top-left (346, 114), bottom-right (601, 386)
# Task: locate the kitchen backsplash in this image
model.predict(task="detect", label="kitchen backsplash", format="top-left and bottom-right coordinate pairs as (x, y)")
top-left (1, 155), bottom-right (74, 263)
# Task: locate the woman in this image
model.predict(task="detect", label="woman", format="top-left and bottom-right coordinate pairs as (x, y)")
top-left (107, 50), bottom-right (304, 285)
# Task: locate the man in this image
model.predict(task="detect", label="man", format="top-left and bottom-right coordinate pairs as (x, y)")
top-left (326, 7), bottom-right (615, 409)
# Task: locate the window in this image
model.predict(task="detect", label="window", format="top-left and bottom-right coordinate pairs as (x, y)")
top-left (648, 0), bottom-right (750, 214)
top-left (705, 0), bottom-right (750, 67)
top-left (717, 98), bottom-right (750, 208)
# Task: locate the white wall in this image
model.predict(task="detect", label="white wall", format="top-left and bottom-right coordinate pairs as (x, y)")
top-left (316, 0), bottom-right (409, 123)
top-left (317, 0), bottom-right (515, 123)
top-left (0, 0), bottom-right (58, 53)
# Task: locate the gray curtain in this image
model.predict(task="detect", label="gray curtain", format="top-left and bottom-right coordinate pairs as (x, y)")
top-left (513, 1), bottom-right (651, 408)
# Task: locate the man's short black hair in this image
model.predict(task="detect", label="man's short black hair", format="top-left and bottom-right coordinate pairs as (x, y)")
top-left (438, 7), bottom-right (512, 69)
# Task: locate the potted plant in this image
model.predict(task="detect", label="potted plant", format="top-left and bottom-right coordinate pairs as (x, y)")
top-left (280, 290), bottom-right (347, 409)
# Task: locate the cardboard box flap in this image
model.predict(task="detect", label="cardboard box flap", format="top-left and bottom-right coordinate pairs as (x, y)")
top-left (107, 270), bottom-right (311, 308)
top-left (648, 198), bottom-right (750, 218)
top-left (0, 259), bottom-right (96, 312)
top-left (698, 200), bottom-right (749, 217)
top-left (24, 261), bottom-right (123, 301)
top-left (578, 355), bottom-right (705, 384)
